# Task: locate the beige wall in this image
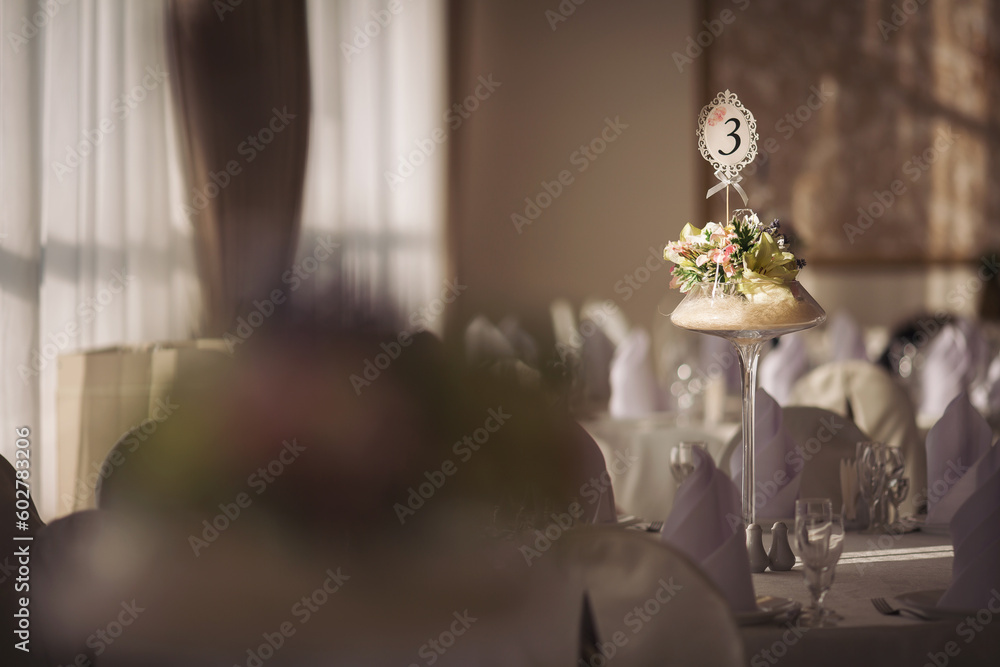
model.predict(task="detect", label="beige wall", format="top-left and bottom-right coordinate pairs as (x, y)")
top-left (449, 0), bottom-right (699, 343)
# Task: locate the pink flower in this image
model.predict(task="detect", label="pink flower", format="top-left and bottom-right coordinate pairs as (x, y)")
top-left (707, 107), bottom-right (726, 127)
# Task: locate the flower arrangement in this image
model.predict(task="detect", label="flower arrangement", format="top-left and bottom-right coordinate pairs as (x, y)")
top-left (663, 210), bottom-right (806, 293)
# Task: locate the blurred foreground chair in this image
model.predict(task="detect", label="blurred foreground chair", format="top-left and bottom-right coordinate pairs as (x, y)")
top-left (557, 526), bottom-right (745, 666)
top-left (786, 360), bottom-right (924, 513)
top-left (33, 510), bottom-right (584, 666)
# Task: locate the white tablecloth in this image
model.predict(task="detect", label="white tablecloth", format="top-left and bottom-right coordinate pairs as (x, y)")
top-left (743, 532), bottom-right (1000, 666)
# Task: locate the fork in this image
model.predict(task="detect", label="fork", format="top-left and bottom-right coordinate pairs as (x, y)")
top-left (871, 597), bottom-right (936, 621)
top-left (646, 520), bottom-right (664, 533)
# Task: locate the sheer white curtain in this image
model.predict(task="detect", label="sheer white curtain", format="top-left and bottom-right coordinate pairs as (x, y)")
top-left (1, 0), bottom-right (447, 518)
top-left (1, 0), bottom-right (198, 518)
top-left (301, 0), bottom-right (446, 327)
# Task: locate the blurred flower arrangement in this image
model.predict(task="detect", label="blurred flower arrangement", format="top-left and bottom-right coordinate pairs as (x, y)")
top-left (663, 210), bottom-right (806, 293)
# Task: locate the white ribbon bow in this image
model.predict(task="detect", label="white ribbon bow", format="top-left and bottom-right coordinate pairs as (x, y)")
top-left (705, 170), bottom-right (749, 205)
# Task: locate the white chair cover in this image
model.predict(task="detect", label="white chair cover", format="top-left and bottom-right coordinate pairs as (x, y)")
top-left (609, 328), bottom-right (662, 418)
top-left (759, 333), bottom-right (809, 405)
top-left (826, 310), bottom-right (868, 362)
top-left (584, 417), bottom-right (731, 521)
top-left (787, 360), bottom-right (924, 513)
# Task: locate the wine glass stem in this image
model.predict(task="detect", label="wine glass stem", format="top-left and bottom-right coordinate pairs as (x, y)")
top-left (810, 582), bottom-right (826, 616)
top-left (735, 340), bottom-right (765, 527)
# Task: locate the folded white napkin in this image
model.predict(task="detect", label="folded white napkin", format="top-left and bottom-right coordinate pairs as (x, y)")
top-left (661, 445), bottom-right (757, 613)
top-left (759, 333), bottom-right (809, 405)
top-left (987, 355), bottom-right (1000, 415)
top-left (827, 310), bottom-right (868, 362)
top-left (569, 421), bottom-right (618, 525)
top-left (938, 443), bottom-right (1000, 610)
top-left (700, 335), bottom-right (741, 394)
top-left (925, 392), bottom-right (995, 524)
top-left (608, 328), bottom-right (661, 418)
top-left (580, 325), bottom-right (615, 407)
top-left (919, 322), bottom-right (988, 421)
top-left (728, 388), bottom-right (802, 520)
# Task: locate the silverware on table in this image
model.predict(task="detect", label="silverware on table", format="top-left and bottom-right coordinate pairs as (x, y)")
top-left (646, 520), bottom-right (663, 533)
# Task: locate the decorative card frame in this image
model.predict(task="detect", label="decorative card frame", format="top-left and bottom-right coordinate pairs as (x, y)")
top-left (697, 89), bottom-right (759, 182)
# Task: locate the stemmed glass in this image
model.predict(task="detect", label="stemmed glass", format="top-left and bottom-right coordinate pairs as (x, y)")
top-left (670, 441), bottom-right (703, 484)
top-left (671, 280), bottom-right (825, 526)
top-left (793, 498), bottom-right (843, 627)
top-left (857, 441), bottom-right (889, 533)
top-left (885, 448), bottom-right (909, 529)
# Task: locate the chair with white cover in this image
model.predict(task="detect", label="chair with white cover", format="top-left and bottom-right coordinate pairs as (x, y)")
top-left (556, 526), bottom-right (745, 667)
top-left (584, 418), bottom-right (732, 521)
top-left (786, 360), bottom-right (924, 513)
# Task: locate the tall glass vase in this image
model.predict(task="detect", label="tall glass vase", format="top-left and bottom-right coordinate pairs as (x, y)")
top-left (670, 280), bottom-right (825, 527)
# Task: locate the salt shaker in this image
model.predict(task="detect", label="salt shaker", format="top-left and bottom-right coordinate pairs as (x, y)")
top-left (767, 521), bottom-right (796, 571)
top-left (746, 523), bottom-right (770, 573)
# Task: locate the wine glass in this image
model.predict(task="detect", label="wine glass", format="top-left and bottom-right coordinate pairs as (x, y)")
top-left (671, 280), bottom-right (825, 526)
top-left (856, 441), bottom-right (889, 533)
top-left (884, 447), bottom-right (907, 528)
top-left (794, 498), bottom-right (839, 627)
top-left (887, 478), bottom-right (910, 528)
top-left (813, 513), bottom-right (845, 624)
top-left (670, 441), bottom-right (703, 484)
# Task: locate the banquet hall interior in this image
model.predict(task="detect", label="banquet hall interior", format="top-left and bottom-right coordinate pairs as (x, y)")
top-left (2, 0), bottom-right (1000, 665)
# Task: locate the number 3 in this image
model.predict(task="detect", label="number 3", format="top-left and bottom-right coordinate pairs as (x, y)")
top-left (718, 117), bottom-right (741, 157)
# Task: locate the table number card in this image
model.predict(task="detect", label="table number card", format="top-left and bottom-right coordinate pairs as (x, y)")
top-left (697, 90), bottom-right (758, 206)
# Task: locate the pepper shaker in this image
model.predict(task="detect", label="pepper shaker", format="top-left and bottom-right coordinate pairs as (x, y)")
top-left (746, 523), bottom-right (770, 573)
top-left (767, 521), bottom-right (796, 571)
